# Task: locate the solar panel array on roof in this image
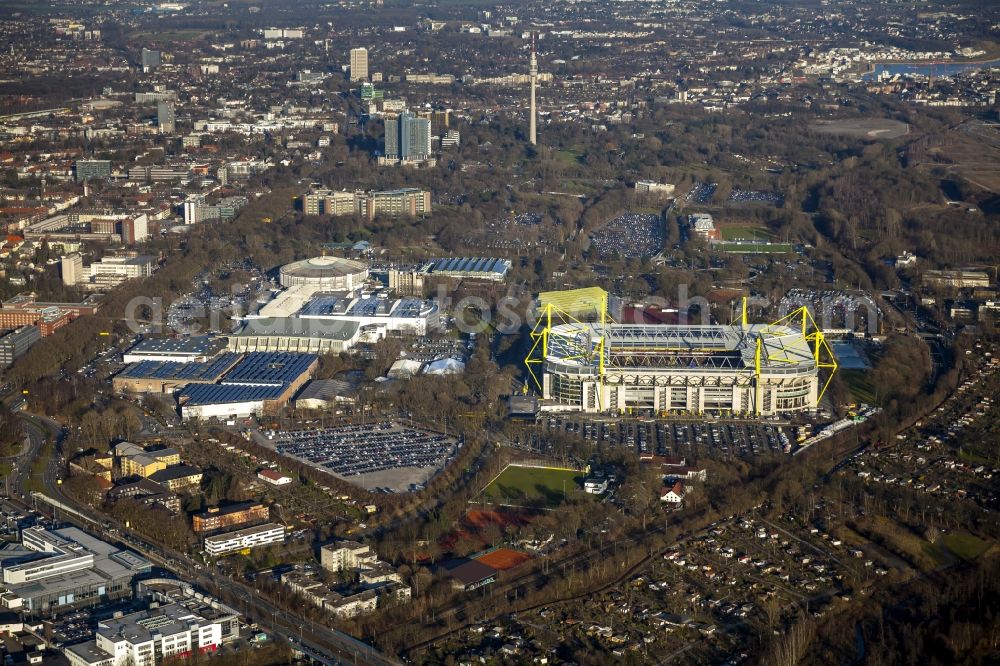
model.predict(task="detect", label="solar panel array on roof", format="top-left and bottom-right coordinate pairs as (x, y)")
top-left (428, 257), bottom-right (511, 276)
top-left (221, 352), bottom-right (318, 386)
top-left (179, 383), bottom-right (285, 406)
top-left (300, 295), bottom-right (434, 319)
top-left (117, 353), bottom-right (242, 381)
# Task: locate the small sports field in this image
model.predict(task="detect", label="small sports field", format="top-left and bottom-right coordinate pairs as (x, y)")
top-left (713, 241), bottom-right (795, 254)
top-left (479, 464), bottom-right (583, 508)
top-left (718, 224), bottom-right (775, 242)
top-left (476, 547), bottom-right (533, 570)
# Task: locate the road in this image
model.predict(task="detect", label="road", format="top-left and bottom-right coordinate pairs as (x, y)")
top-left (13, 412), bottom-right (398, 666)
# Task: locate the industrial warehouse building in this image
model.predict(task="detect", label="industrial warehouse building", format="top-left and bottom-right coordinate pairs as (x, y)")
top-left (114, 350), bottom-right (319, 420)
top-left (176, 352), bottom-right (318, 421)
top-left (112, 353), bottom-right (242, 393)
top-left (227, 317), bottom-right (360, 354)
top-left (122, 336), bottom-right (228, 364)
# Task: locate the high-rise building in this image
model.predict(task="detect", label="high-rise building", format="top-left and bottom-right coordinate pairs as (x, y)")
top-left (141, 47), bottom-right (161, 71)
top-left (349, 47), bottom-right (369, 82)
top-left (119, 214), bottom-right (149, 245)
top-left (61, 253), bottom-right (84, 285)
top-left (73, 159), bottom-right (111, 183)
top-left (385, 113), bottom-right (431, 161)
top-left (157, 101), bottom-right (176, 134)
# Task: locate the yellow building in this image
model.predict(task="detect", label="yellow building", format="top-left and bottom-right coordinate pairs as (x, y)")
top-left (113, 442), bottom-right (181, 479)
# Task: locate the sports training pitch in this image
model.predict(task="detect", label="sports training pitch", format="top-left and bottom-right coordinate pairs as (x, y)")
top-left (479, 465), bottom-right (584, 508)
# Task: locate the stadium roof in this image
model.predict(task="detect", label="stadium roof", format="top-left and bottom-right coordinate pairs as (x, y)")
top-left (538, 287), bottom-right (608, 319)
top-left (545, 323), bottom-right (816, 372)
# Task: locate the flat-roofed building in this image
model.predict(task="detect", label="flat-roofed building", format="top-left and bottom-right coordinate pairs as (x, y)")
top-left (924, 269), bottom-right (990, 289)
top-left (320, 540), bottom-right (378, 572)
top-left (61, 253), bottom-right (84, 285)
top-left (227, 317), bottom-right (360, 354)
top-left (635, 180), bottom-right (675, 197)
top-left (0, 307), bottom-right (71, 336)
top-left (419, 257), bottom-right (511, 282)
top-left (0, 325), bottom-right (40, 367)
top-left (295, 294), bottom-right (440, 336)
top-left (123, 336), bottom-right (227, 364)
top-left (204, 523), bottom-right (285, 557)
top-left (65, 602), bottom-right (225, 666)
top-left (300, 188), bottom-right (431, 220)
top-left (113, 352), bottom-right (242, 394)
top-left (192, 502), bottom-right (269, 534)
top-left (74, 160), bottom-right (112, 183)
top-left (0, 526), bottom-right (150, 616)
top-left (88, 256), bottom-right (156, 288)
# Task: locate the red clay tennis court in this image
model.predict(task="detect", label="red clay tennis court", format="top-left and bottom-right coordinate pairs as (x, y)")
top-left (476, 547), bottom-right (532, 571)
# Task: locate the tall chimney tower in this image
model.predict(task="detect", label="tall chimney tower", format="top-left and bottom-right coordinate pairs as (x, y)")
top-left (529, 31), bottom-right (538, 146)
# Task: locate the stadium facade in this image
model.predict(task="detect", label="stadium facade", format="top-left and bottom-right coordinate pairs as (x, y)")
top-left (526, 289), bottom-right (834, 416)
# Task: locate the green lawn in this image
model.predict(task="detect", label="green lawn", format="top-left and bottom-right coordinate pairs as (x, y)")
top-left (129, 29), bottom-right (215, 41)
top-left (554, 149), bottom-right (583, 165)
top-left (942, 532), bottom-right (992, 561)
top-left (480, 465), bottom-right (583, 508)
top-left (712, 242), bottom-right (795, 254)
top-left (842, 369), bottom-right (876, 405)
top-left (718, 224), bottom-right (775, 241)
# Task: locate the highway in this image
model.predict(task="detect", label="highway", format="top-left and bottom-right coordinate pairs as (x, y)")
top-left (13, 412), bottom-right (399, 666)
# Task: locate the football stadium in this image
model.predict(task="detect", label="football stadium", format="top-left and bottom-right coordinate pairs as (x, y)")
top-left (525, 288), bottom-right (835, 416)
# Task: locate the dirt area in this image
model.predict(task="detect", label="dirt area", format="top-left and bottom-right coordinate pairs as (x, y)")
top-left (812, 118), bottom-right (910, 139)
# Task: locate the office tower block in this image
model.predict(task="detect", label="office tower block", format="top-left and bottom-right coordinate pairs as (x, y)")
top-left (400, 113), bottom-right (430, 160)
top-left (61, 253), bottom-right (84, 286)
top-left (141, 48), bottom-right (161, 71)
top-left (350, 47), bottom-right (369, 82)
top-left (384, 113), bottom-right (431, 161)
top-left (73, 159), bottom-right (111, 183)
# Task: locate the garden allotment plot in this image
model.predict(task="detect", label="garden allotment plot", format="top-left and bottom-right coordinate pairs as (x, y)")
top-left (478, 464), bottom-right (585, 509)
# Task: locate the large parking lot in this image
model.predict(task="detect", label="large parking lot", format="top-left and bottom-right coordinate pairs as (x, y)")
top-left (511, 417), bottom-right (794, 459)
top-left (269, 422), bottom-right (460, 493)
top-left (686, 181), bottom-right (718, 204)
top-left (589, 212), bottom-right (664, 258)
